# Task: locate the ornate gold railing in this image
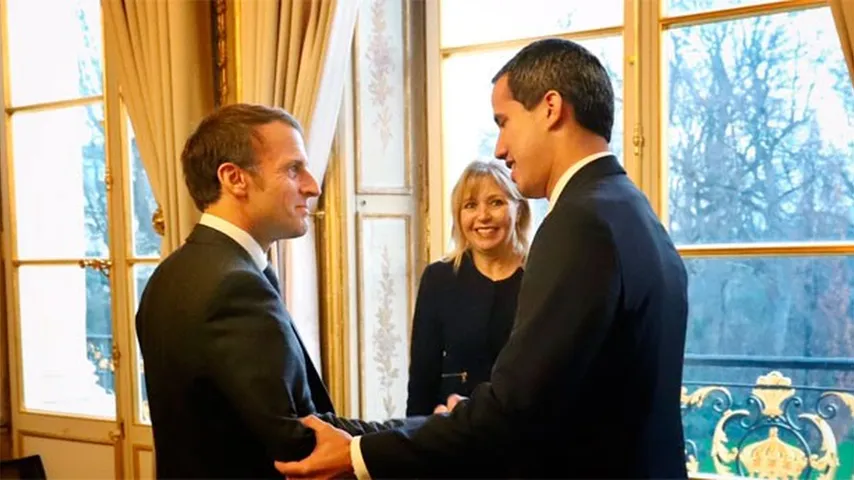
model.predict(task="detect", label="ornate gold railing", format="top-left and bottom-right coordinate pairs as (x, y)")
top-left (682, 370), bottom-right (854, 480)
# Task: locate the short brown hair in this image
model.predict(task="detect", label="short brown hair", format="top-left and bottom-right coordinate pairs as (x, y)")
top-left (181, 103), bottom-right (303, 211)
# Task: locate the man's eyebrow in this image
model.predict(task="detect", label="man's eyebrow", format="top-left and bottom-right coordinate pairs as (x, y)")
top-left (284, 158), bottom-right (307, 168)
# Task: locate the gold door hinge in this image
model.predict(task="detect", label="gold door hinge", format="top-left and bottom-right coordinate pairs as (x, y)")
top-left (632, 123), bottom-right (645, 159)
top-left (111, 342), bottom-right (121, 371)
top-left (104, 165), bottom-right (113, 192)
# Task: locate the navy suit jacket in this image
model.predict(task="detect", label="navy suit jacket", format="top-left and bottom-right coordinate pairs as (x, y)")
top-left (358, 156), bottom-right (690, 478)
top-left (137, 225), bottom-right (409, 478)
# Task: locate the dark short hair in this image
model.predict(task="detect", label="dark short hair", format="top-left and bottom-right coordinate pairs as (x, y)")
top-left (492, 38), bottom-right (614, 142)
top-left (180, 103), bottom-right (303, 211)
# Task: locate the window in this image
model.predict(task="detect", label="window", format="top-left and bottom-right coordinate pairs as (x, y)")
top-left (437, 1), bottom-right (625, 249)
top-left (440, 0), bottom-right (623, 48)
top-left (663, 1), bottom-right (854, 477)
top-left (2, 0), bottom-right (160, 429)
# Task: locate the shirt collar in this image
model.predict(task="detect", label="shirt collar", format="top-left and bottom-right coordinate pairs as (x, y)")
top-left (199, 213), bottom-right (268, 271)
top-left (547, 151), bottom-right (613, 213)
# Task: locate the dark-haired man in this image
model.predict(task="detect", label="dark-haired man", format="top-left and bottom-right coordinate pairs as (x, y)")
top-left (277, 37), bottom-right (689, 479)
top-left (136, 104), bottom-right (410, 478)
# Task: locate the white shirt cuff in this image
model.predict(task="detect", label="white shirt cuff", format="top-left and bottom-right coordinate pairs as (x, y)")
top-left (350, 435), bottom-right (372, 480)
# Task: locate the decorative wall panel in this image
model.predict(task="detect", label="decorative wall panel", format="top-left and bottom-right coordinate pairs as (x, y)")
top-left (133, 445), bottom-right (154, 480)
top-left (20, 433), bottom-right (116, 478)
top-left (354, 0), bottom-right (410, 194)
top-left (356, 214), bottom-right (412, 421)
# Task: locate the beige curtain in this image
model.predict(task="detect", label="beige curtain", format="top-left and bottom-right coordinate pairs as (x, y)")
top-left (238, 0), bottom-right (360, 370)
top-left (830, 0), bottom-right (854, 85)
top-left (102, 0), bottom-right (215, 255)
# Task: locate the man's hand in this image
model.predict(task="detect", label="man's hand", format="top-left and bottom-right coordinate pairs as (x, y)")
top-left (433, 393), bottom-right (467, 414)
top-left (274, 415), bottom-right (354, 479)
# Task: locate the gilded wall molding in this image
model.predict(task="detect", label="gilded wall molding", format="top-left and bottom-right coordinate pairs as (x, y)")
top-left (212, 0), bottom-right (238, 106)
top-left (212, 0), bottom-right (228, 107)
top-left (408, 0), bottom-right (429, 273)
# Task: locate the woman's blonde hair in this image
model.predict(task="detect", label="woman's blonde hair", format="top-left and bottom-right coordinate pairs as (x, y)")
top-left (445, 160), bottom-right (531, 271)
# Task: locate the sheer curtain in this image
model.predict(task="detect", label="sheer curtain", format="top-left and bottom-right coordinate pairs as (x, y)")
top-left (237, 0), bottom-right (360, 369)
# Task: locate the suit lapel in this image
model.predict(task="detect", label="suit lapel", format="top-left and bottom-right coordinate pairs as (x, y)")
top-left (189, 223), bottom-right (335, 413)
top-left (283, 309), bottom-right (334, 413)
top-left (262, 267), bottom-right (335, 414)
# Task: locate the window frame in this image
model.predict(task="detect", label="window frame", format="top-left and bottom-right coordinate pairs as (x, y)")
top-left (425, 0), bottom-right (636, 262)
top-left (0, 0), bottom-right (158, 471)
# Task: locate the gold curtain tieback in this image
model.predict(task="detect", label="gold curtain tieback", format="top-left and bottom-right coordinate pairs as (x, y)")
top-left (152, 205), bottom-right (165, 236)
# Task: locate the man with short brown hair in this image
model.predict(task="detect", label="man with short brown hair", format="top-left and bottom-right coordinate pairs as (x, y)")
top-left (137, 103), bottom-right (407, 478)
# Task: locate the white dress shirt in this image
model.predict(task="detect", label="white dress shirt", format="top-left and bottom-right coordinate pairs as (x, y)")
top-left (349, 151), bottom-right (613, 480)
top-left (198, 213), bottom-right (268, 271)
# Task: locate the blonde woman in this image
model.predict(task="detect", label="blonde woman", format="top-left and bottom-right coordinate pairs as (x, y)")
top-left (406, 160), bottom-right (531, 416)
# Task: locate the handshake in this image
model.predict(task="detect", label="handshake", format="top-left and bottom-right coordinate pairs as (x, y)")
top-left (432, 393), bottom-right (467, 414)
top-left (274, 394), bottom-right (468, 478)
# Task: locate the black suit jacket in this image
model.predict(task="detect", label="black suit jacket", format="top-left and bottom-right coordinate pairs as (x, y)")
top-left (406, 253), bottom-right (522, 415)
top-left (136, 225), bottom-right (408, 479)
top-left (359, 156), bottom-right (689, 478)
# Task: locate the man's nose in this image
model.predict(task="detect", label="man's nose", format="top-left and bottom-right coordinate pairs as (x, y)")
top-left (494, 136), bottom-right (507, 160)
top-left (302, 171), bottom-right (321, 198)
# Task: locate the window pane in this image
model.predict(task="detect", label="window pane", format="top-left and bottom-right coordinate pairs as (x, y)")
top-left (133, 264), bottom-right (156, 425)
top-left (665, 0), bottom-right (779, 17)
top-left (665, 7), bottom-right (854, 245)
top-left (127, 118), bottom-right (162, 257)
top-left (440, 0), bottom-right (623, 48)
top-left (18, 265), bottom-right (115, 418)
top-left (441, 36), bottom-right (624, 241)
top-left (12, 104), bottom-right (109, 259)
top-left (4, 0), bottom-right (103, 106)
top-left (684, 256), bottom-right (854, 360)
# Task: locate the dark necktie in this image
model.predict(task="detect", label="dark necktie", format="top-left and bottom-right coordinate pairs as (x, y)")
top-left (263, 264), bottom-right (281, 293)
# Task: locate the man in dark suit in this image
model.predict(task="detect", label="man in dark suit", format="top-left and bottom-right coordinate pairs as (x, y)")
top-left (136, 104), bottom-right (408, 479)
top-left (277, 37), bottom-right (689, 479)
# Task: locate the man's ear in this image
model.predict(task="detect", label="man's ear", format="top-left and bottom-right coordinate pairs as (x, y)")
top-left (542, 90), bottom-right (568, 130)
top-left (217, 162), bottom-right (249, 198)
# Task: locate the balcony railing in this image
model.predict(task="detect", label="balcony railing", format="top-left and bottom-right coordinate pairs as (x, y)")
top-left (681, 355), bottom-right (854, 480)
